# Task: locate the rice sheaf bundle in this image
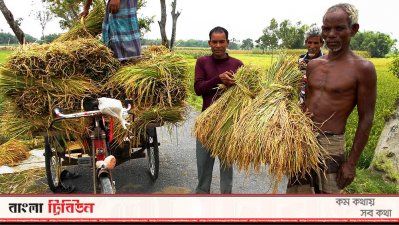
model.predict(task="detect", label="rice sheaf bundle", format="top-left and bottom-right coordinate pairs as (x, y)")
top-left (0, 139), bottom-right (30, 166)
top-left (6, 38), bottom-right (119, 82)
top-left (0, 38), bottom-right (119, 139)
top-left (106, 52), bottom-right (188, 107)
top-left (229, 55), bottom-right (328, 192)
top-left (142, 45), bottom-right (171, 56)
top-left (112, 106), bottom-right (187, 147)
top-left (0, 67), bottom-right (98, 138)
top-left (105, 50), bottom-right (189, 145)
top-left (54, 0), bottom-right (106, 42)
top-left (193, 65), bottom-right (264, 166)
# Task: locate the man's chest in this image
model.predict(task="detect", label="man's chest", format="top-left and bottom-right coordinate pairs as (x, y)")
top-left (308, 64), bottom-right (358, 95)
top-left (202, 62), bottom-right (234, 78)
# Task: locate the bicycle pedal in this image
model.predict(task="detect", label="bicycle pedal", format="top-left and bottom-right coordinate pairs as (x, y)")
top-left (78, 156), bottom-right (92, 166)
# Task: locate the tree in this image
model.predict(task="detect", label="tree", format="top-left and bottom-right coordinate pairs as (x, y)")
top-left (228, 37), bottom-right (240, 50)
top-left (42, 0), bottom-right (83, 29)
top-left (0, 32), bottom-right (37, 44)
top-left (169, 0), bottom-right (180, 50)
top-left (25, 34), bottom-right (38, 43)
top-left (136, 0), bottom-right (155, 36)
top-left (0, 0), bottom-right (25, 44)
top-left (0, 32), bottom-right (17, 44)
top-left (138, 16), bottom-right (154, 37)
top-left (42, 0), bottom-right (154, 35)
top-left (171, 39), bottom-right (208, 48)
top-left (40, 33), bottom-right (61, 43)
top-left (351, 31), bottom-right (396, 58)
top-left (389, 53), bottom-right (399, 79)
top-left (241, 38), bottom-right (254, 50)
top-left (34, 4), bottom-right (53, 40)
top-left (256, 18), bottom-right (279, 53)
top-left (257, 18), bottom-right (309, 51)
top-left (158, 0), bottom-right (168, 47)
top-left (276, 20), bottom-right (307, 49)
top-left (158, 0), bottom-right (181, 49)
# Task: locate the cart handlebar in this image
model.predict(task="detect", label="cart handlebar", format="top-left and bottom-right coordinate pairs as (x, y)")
top-left (50, 98), bottom-right (132, 129)
top-left (54, 108), bottom-right (103, 119)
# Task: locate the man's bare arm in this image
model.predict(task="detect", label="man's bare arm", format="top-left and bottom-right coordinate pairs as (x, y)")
top-left (80, 0), bottom-right (93, 18)
top-left (336, 60), bottom-right (377, 189)
top-left (109, 0), bottom-right (121, 14)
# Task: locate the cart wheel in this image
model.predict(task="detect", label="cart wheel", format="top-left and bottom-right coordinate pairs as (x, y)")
top-left (147, 128), bottom-right (159, 181)
top-left (44, 135), bottom-right (63, 192)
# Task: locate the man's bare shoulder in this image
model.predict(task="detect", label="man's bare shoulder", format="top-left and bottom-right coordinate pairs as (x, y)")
top-left (353, 54), bottom-right (375, 70)
top-left (346, 53), bottom-right (376, 76)
top-left (350, 54), bottom-right (377, 84)
top-left (307, 55), bottom-right (328, 68)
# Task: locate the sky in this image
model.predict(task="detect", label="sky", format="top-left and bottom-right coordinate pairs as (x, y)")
top-left (0, 0), bottom-right (398, 46)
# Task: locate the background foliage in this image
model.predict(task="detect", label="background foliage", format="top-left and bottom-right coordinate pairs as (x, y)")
top-left (351, 31), bottom-right (397, 58)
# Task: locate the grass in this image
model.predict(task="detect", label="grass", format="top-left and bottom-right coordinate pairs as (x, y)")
top-left (372, 150), bottom-right (399, 182)
top-left (344, 168), bottom-right (398, 194)
top-left (0, 50), bottom-right (12, 65)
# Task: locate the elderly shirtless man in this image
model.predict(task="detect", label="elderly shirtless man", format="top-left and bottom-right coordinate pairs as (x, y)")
top-left (287, 3), bottom-right (377, 194)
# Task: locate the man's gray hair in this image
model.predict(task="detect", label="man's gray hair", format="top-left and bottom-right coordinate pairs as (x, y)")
top-left (305, 25), bottom-right (322, 41)
top-left (325, 3), bottom-right (359, 26)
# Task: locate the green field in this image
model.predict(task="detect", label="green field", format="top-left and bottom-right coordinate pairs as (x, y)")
top-left (0, 50), bottom-right (12, 65)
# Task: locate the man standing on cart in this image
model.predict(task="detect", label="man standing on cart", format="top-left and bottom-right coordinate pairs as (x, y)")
top-left (80, 0), bottom-right (142, 62)
top-left (52, 0), bottom-right (143, 184)
top-left (194, 26), bottom-right (244, 194)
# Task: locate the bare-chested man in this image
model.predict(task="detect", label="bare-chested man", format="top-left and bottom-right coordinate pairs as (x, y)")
top-left (287, 3), bottom-right (377, 194)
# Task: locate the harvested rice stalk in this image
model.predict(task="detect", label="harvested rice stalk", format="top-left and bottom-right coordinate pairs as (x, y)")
top-left (0, 39), bottom-right (117, 147)
top-left (194, 65), bottom-right (264, 166)
top-left (0, 99), bottom-right (91, 142)
top-left (142, 45), bottom-right (171, 56)
top-left (0, 66), bottom-right (99, 139)
top-left (6, 39), bottom-right (119, 81)
top-left (230, 55), bottom-right (328, 193)
top-left (20, 137), bottom-right (44, 150)
top-left (0, 139), bottom-right (30, 166)
top-left (106, 52), bottom-right (188, 108)
top-left (0, 67), bottom-right (29, 95)
top-left (0, 68), bottom-right (101, 118)
top-left (0, 168), bottom-right (47, 194)
top-left (0, 101), bottom-right (35, 140)
top-left (54, 0), bottom-right (105, 42)
top-left (112, 106), bottom-right (187, 147)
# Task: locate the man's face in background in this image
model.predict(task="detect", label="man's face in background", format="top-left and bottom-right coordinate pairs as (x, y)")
top-left (305, 36), bottom-right (323, 59)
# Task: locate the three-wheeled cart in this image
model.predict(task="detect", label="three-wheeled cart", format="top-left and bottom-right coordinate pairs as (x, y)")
top-left (43, 98), bottom-right (161, 194)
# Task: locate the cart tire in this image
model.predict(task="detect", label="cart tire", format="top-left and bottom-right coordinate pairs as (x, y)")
top-left (99, 176), bottom-right (114, 194)
top-left (147, 128), bottom-right (159, 181)
top-left (44, 135), bottom-right (62, 193)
